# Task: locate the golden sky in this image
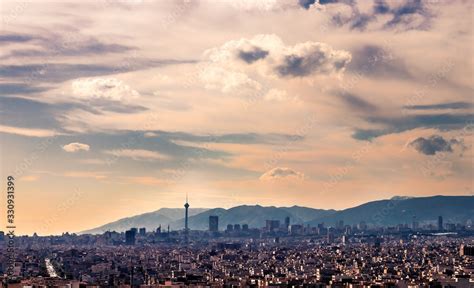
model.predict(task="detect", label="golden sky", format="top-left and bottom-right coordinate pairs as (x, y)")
top-left (0, 0), bottom-right (472, 235)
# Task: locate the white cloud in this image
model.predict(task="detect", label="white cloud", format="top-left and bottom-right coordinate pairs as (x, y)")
top-left (264, 89), bottom-right (294, 101)
top-left (71, 78), bottom-right (140, 101)
top-left (0, 124), bottom-right (60, 137)
top-left (144, 132), bottom-right (159, 138)
top-left (199, 65), bottom-right (262, 93)
top-left (260, 167), bottom-right (304, 180)
top-left (104, 149), bottom-right (168, 161)
top-left (62, 142), bottom-right (90, 152)
top-left (226, 0), bottom-right (281, 11)
top-left (199, 34), bottom-right (351, 94)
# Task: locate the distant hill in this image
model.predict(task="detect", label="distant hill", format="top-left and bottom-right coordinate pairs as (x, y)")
top-left (80, 196), bottom-right (473, 234)
top-left (169, 205), bottom-right (336, 230)
top-left (80, 208), bottom-right (208, 234)
top-left (306, 195), bottom-right (474, 227)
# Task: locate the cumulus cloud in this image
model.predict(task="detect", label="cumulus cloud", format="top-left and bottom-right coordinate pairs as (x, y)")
top-left (274, 42), bottom-right (351, 77)
top-left (200, 34), bottom-right (351, 93)
top-left (104, 149), bottom-right (168, 161)
top-left (321, 0), bottom-right (432, 31)
top-left (409, 135), bottom-right (459, 156)
top-left (71, 78), bottom-right (140, 101)
top-left (199, 65), bottom-right (262, 93)
top-left (260, 167), bottom-right (304, 180)
top-left (144, 132), bottom-right (159, 138)
top-left (62, 142), bottom-right (90, 152)
top-left (225, 0), bottom-right (285, 11)
top-left (299, 0), bottom-right (317, 10)
top-left (238, 46), bottom-right (269, 64)
top-left (264, 89), bottom-right (297, 102)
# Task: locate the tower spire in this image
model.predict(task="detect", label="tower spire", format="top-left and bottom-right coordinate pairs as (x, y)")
top-left (184, 193), bottom-right (190, 243)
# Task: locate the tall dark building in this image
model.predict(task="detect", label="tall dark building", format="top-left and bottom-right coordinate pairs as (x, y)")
top-left (438, 216), bottom-right (443, 231)
top-left (125, 229), bottom-right (136, 245)
top-left (209, 215), bottom-right (219, 232)
top-left (139, 227), bottom-right (146, 236)
top-left (336, 220), bottom-right (344, 230)
top-left (266, 220), bottom-right (280, 232)
top-left (412, 216), bottom-right (419, 231)
top-left (285, 217), bottom-right (290, 229)
top-left (184, 194), bottom-right (190, 234)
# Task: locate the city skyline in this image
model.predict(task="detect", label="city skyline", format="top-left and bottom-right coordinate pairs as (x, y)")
top-left (0, 0), bottom-right (473, 236)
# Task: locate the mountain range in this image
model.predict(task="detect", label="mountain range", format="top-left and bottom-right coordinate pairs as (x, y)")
top-left (80, 195), bottom-right (474, 234)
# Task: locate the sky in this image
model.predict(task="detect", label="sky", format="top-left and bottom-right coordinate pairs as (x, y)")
top-left (0, 0), bottom-right (472, 235)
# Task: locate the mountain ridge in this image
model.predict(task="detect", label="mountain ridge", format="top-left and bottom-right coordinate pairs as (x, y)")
top-left (80, 195), bottom-right (473, 234)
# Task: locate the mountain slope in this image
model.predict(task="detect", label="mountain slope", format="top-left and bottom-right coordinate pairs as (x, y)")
top-left (169, 205), bottom-right (335, 230)
top-left (80, 208), bottom-right (208, 234)
top-left (80, 196), bottom-right (473, 234)
top-left (306, 195), bottom-right (474, 227)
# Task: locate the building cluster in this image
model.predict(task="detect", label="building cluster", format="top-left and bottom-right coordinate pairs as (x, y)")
top-left (0, 234), bottom-right (473, 287)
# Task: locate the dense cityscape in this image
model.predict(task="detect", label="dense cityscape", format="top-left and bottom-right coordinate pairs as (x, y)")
top-left (1, 200), bottom-right (473, 287)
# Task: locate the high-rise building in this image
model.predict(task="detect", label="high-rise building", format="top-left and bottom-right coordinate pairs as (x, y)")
top-left (438, 216), bottom-right (443, 231)
top-left (139, 227), bottom-right (146, 236)
top-left (266, 220), bottom-right (280, 232)
top-left (184, 194), bottom-right (190, 234)
top-left (327, 231), bottom-right (335, 244)
top-left (226, 224), bottom-right (233, 232)
top-left (336, 220), bottom-right (344, 230)
top-left (209, 215), bottom-right (219, 232)
top-left (242, 224), bottom-right (249, 231)
top-left (125, 229), bottom-right (136, 245)
top-left (412, 216), bottom-right (419, 231)
top-left (234, 224), bottom-right (241, 231)
top-left (285, 217), bottom-right (290, 229)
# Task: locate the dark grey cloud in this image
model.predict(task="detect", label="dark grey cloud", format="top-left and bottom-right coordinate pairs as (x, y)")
top-left (373, 0), bottom-right (390, 14)
top-left (323, 0), bottom-right (431, 31)
top-left (404, 102), bottom-right (473, 111)
top-left (0, 95), bottom-right (148, 134)
top-left (276, 55), bottom-right (308, 77)
top-left (0, 59), bottom-right (195, 84)
top-left (276, 48), bottom-right (350, 77)
top-left (352, 113), bottom-right (474, 140)
top-left (337, 93), bottom-right (378, 113)
top-left (154, 131), bottom-right (304, 145)
top-left (1, 32), bottom-right (135, 60)
top-left (318, 0), bottom-right (355, 5)
top-left (6, 40), bottom-right (134, 59)
top-left (0, 83), bottom-right (49, 95)
top-left (0, 96), bottom-right (68, 130)
top-left (238, 47), bottom-right (269, 64)
top-left (0, 63), bottom-right (123, 83)
top-left (385, 0), bottom-right (428, 28)
top-left (0, 34), bottom-right (36, 43)
top-left (90, 99), bottom-right (148, 114)
top-left (409, 135), bottom-right (458, 155)
top-left (298, 0), bottom-right (317, 9)
top-left (347, 45), bottom-right (411, 79)
top-left (348, 13), bottom-right (374, 30)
